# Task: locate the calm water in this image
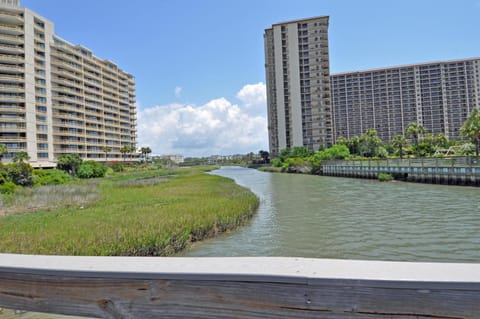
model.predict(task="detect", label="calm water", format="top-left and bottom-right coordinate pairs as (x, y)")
top-left (180, 166), bottom-right (480, 262)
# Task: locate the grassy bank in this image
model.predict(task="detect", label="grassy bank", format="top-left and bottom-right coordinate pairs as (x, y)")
top-left (0, 167), bottom-right (259, 256)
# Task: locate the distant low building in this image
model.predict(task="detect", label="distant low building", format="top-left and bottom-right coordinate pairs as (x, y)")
top-left (162, 154), bottom-right (184, 164)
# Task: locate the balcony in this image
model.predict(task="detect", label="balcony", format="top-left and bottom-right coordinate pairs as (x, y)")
top-left (0, 93), bottom-right (23, 102)
top-left (51, 85), bottom-right (83, 96)
top-left (0, 53), bottom-right (22, 63)
top-left (0, 43), bottom-right (23, 54)
top-left (52, 68), bottom-right (82, 81)
top-left (52, 111), bottom-right (84, 121)
top-left (0, 118), bottom-right (24, 125)
top-left (0, 62), bottom-right (23, 74)
top-left (0, 23), bottom-right (23, 35)
top-left (53, 129), bottom-right (84, 137)
top-left (0, 104), bottom-right (23, 112)
top-left (52, 94), bottom-right (83, 104)
top-left (0, 124), bottom-right (25, 132)
top-left (51, 76), bottom-right (82, 89)
top-left (0, 11), bottom-right (24, 25)
top-left (0, 33), bottom-right (23, 46)
top-left (0, 83), bottom-right (22, 92)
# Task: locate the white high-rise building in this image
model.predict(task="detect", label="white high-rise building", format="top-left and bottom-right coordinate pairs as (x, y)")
top-left (0, 0), bottom-right (137, 167)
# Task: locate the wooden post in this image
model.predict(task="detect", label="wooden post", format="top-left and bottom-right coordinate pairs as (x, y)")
top-left (1, 255), bottom-right (480, 318)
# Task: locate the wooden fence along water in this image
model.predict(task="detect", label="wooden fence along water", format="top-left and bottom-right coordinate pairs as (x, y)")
top-left (322, 156), bottom-right (480, 186)
top-left (1, 254), bottom-right (480, 318)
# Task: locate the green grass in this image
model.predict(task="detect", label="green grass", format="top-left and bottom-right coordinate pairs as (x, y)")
top-left (0, 167), bottom-right (258, 256)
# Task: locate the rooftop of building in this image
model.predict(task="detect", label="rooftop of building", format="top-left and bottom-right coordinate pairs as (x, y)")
top-left (266, 15), bottom-right (329, 31)
top-left (331, 57), bottom-right (480, 77)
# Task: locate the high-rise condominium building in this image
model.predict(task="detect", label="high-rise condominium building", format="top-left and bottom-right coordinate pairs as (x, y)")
top-left (264, 16), bottom-right (332, 157)
top-left (0, 0), bottom-right (137, 167)
top-left (331, 58), bottom-right (480, 142)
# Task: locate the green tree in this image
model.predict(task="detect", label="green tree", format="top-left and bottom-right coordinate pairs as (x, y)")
top-left (140, 146), bottom-right (152, 161)
top-left (278, 148), bottom-right (291, 162)
top-left (57, 154), bottom-right (83, 176)
top-left (313, 144), bottom-right (350, 161)
top-left (405, 122), bottom-right (426, 157)
top-left (102, 146), bottom-right (111, 160)
top-left (460, 107), bottom-right (480, 157)
top-left (145, 146), bottom-right (152, 161)
top-left (359, 128), bottom-right (382, 157)
top-left (120, 145), bottom-right (130, 161)
top-left (290, 146), bottom-right (313, 158)
top-left (259, 150), bottom-right (270, 163)
top-left (391, 135), bottom-right (409, 159)
top-left (338, 136), bottom-right (361, 156)
top-left (12, 151), bottom-right (30, 163)
top-left (77, 161), bottom-right (107, 178)
top-left (0, 144), bottom-right (7, 162)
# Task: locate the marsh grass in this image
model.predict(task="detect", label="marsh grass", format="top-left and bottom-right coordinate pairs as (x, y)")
top-left (0, 167), bottom-right (259, 256)
top-left (0, 181), bottom-right (100, 216)
top-left (114, 176), bottom-right (170, 187)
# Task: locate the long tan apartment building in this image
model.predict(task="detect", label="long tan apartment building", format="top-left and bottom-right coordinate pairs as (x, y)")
top-left (0, 0), bottom-right (137, 167)
top-left (331, 58), bottom-right (480, 142)
top-left (265, 16), bottom-right (480, 156)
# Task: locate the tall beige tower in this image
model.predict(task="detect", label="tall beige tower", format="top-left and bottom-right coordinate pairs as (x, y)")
top-left (264, 16), bottom-right (332, 157)
top-left (0, 0), bottom-right (137, 167)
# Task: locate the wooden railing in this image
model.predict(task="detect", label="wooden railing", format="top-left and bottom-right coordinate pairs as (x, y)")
top-left (0, 254), bottom-right (479, 318)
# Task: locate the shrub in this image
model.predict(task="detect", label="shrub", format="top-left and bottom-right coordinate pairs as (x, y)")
top-left (378, 173), bottom-right (393, 182)
top-left (33, 169), bottom-right (71, 186)
top-left (0, 181), bottom-right (16, 194)
top-left (271, 158), bottom-right (282, 168)
top-left (57, 154), bottom-right (83, 176)
top-left (0, 164), bottom-right (8, 184)
top-left (110, 162), bottom-right (124, 172)
top-left (6, 162), bottom-right (34, 186)
top-left (77, 161), bottom-right (107, 179)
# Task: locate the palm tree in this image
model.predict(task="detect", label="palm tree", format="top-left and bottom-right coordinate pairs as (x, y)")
top-left (102, 146), bottom-right (111, 160)
top-left (120, 145), bottom-right (129, 161)
top-left (391, 135), bottom-right (409, 159)
top-left (145, 146), bottom-right (152, 161)
top-left (139, 147), bottom-right (152, 161)
top-left (128, 145), bottom-right (136, 160)
top-left (405, 122), bottom-right (426, 157)
top-left (460, 107), bottom-right (480, 157)
top-left (0, 144), bottom-right (7, 163)
top-left (12, 151), bottom-right (30, 163)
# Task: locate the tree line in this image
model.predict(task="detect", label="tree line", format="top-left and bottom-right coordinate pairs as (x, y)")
top-left (269, 107), bottom-right (480, 173)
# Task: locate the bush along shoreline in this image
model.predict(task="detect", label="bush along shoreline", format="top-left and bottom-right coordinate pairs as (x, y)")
top-left (0, 167), bottom-right (259, 256)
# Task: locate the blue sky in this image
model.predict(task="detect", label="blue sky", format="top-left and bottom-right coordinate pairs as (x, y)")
top-left (21, 0), bottom-right (480, 156)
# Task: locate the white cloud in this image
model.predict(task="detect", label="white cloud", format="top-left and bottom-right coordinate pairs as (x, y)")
top-left (137, 83), bottom-right (268, 157)
top-left (235, 82), bottom-right (267, 115)
top-left (174, 86), bottom-right (182, 97)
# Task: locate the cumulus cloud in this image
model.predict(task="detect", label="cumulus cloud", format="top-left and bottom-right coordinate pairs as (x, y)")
top-left (235, 82), bottom-right (267, 115)
top-left (137, 83), bottom-right (268, 157)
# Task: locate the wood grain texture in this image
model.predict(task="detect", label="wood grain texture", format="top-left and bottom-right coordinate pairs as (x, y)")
top-left (1, 255), bottom-right (479, 318)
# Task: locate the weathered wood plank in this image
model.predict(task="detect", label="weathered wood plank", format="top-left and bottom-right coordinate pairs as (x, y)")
top-left (0, 255), bottom-right (480, 318)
